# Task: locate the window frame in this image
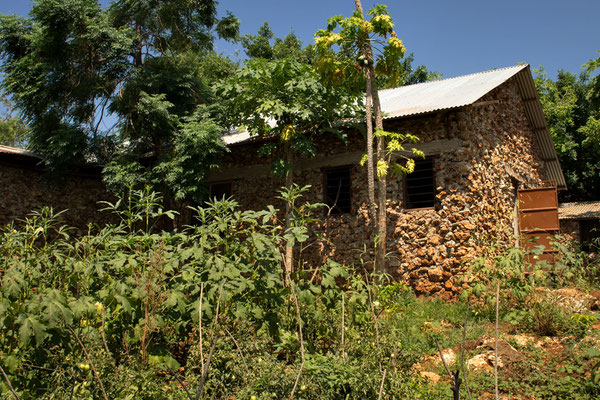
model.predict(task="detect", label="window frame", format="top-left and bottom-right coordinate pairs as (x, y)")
top-left (322, 165), bottom-right (353, 215)
top-left (403, 156), bottom-right (436, 211)
top-left (208, 180), bottom-right (233, 200)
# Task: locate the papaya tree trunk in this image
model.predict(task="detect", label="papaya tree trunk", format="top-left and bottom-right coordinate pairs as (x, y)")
top-left (354, 0), bottom-right (387, 274)
top-left (373, 89), bottom-right (387, 274)
top-left (365, 69), bottom-right (377, 224)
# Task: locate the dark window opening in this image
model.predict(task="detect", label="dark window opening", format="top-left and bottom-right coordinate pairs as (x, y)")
top-left (209, 181), bottom-right (232, 200)
top-left (581, 219), bottom-right (600, 252)
top-left (405, 157), bottom-right (435, 209)
top-left (325, 167), bottom-right (351, 214)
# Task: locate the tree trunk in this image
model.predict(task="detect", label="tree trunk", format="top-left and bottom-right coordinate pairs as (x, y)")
top-left (373, 87), bottom-right (387, 274)
top-left (353, 0), bottom-right (364, 14)
top-left (494, 280), bottom-right (500, 400)
top-left (354, 0), bottom-right (376, 225)
top-left (134, 22), bottom-right (143, 67)
top-left (354, 0), bottom-right (387, 274)
top-left (365, 69), bottom-right (377, 224)
top-left (284, 144), bottom-right (294, 283)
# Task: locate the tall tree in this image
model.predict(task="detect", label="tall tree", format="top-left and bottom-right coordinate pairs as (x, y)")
top-left (240, 22), bottom-right (315, 63)
top-left (315, 4), bottom-right (407, 273)
top-left (535, 60), bottom-right (600, 201)
top-left (0, 0), bottom-right (239, 206)
top-left (0, 97), bottom-right (29, 148)
top-left (219, 57), bottom-right (361, 279)
top-left (378, 52), bottom-right (441, 89)
top-left (0, 0), bottom-right (132, 171)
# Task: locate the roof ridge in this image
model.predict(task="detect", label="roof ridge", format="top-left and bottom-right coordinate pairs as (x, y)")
top-left (379, 64), bottom-right (529, 93)
top-left (560, 201), bottom-right (600, 206)
top-left (0, 144), bottom-right (39, 157)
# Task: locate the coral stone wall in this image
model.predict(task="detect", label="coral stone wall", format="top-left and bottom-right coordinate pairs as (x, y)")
top-left (208, 77), bottom-right (549, 297)
top-left (0, 161), bottom-right (115, 234)
top-left (559, 220), bottom-right (581, 242)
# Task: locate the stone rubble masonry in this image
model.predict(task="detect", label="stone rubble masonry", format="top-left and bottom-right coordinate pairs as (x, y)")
top-left (0, 161), bottom-right (116, 235)
top-left (559, 220), bottom-right (580, 243)
top-left (0, 76), bottom-right (549, 298)
top-left (209, 76), bottom-right (548, 298)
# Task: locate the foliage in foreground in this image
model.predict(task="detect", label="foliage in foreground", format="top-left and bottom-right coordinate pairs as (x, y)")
top-left (0, 189), bottom-right (441, 399)
top-left (0, 189), bottom-right (599, 399)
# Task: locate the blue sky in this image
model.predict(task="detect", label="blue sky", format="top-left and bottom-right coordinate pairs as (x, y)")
top-left (0, 0), bottom-right (598, 79)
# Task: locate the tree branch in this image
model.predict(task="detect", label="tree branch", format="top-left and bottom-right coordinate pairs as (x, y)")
top-left (0, 363), bottom-right (20, 400)
top-left (288, 284), bottom-right (306, 400)
top-left (66, 326), bottom-right (109, 400)
top-left (167, 365), bottom-right (193, 400)
top-left (194, 282), bottom-right (224, 400)
top-left (377, 369), bottom-right (387, 400)
top-left (461, 301), bottom-right (473, 400)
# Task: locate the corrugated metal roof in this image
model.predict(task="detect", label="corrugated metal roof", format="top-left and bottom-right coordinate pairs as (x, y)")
top-left (224, 64), bottom-right (565, 188)
top-left (225, 66), bottom-right (529, 144)
top-left (222, 130), bottom-right (252, 145)
top-left (377, 63), bottom-right (565, 190)
top-left (379, 64), bottom-right (528, 118)
top-left (0, 145), bottom-right (41, 160)
top-left (559, 201), bottom-right (600, 220)
top-left (512, 66), bottom-right (566, 189)
top-left (222, 117), bottom-right (278, 145)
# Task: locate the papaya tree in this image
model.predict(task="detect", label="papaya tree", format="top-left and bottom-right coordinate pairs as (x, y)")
top-left (219, 57), bottom-right (361, 280)
top-left (314, 3), bottom-right (410, 273)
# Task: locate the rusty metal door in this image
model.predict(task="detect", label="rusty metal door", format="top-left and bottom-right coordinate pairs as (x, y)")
top-left (518, 184), bottom-right (559, 264)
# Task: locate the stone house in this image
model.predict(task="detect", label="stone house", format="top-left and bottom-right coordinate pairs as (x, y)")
top-left (0, 145), bottom-right (114, 233)
top-left (559, 201), bottom-right (600, 251)
top-left (208, 65), bottom-right (566, 297)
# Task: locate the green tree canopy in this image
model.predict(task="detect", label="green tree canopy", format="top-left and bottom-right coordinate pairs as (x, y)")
top-left (240, 22), bottom-right (315, 63)
top-left (0, 97), bottom-right (29, 148)
top-left (0, 0), bottom-right (239, 205)
top-left (535, 61), bottom-right (600, 201)
top-left (220, 57), bottom-right (361, 177)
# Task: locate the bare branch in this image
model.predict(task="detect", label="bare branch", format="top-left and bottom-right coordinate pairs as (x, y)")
top-left (0, 363), bottom-right (20, 400)
top-left (288, 284), bottom-right (306, 400)
top-left (341, 291), bottom-right (346, 360)
top-left (194, 282), bottom-right (225, 400)
top-left (435, 337), bottom-right (453, 382)
top-left (198, 282), bottom-right (205, 373)
top-left (167, 366), bottom-right (193, 400)
top-left (66, 326), bottom-right (109, 400)
top-left (494, 280), bottom-right (500, 400)
top-left (100, 305), bottom-right (112, 360)
top-left (225, 327), bottom-right (249, 376)
top-left (461, 301), bottom-right (473, 400)
top-left (377, 369), bottom-right (387, 400)
top-left (364, 272), bottom-right (380, 346)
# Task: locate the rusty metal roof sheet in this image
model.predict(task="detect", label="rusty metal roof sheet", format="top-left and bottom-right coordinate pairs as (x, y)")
top-left (559, 201), bottom-right (600, 220)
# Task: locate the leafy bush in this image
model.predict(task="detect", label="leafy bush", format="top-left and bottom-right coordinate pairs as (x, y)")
top-left (1, 188), bottom-right (598, 399)
top-left (0, 187), bottom-right (449, 399)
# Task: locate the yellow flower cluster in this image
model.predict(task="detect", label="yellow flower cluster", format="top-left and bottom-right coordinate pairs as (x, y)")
top-left (387, 36), bottom-right (405, 53)
top-left (362, 21), bottom-right (373, 34)
top-left (371, 14), bottom-right (394, 32)
top-left (315, 33), bottom-right (342, 49)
